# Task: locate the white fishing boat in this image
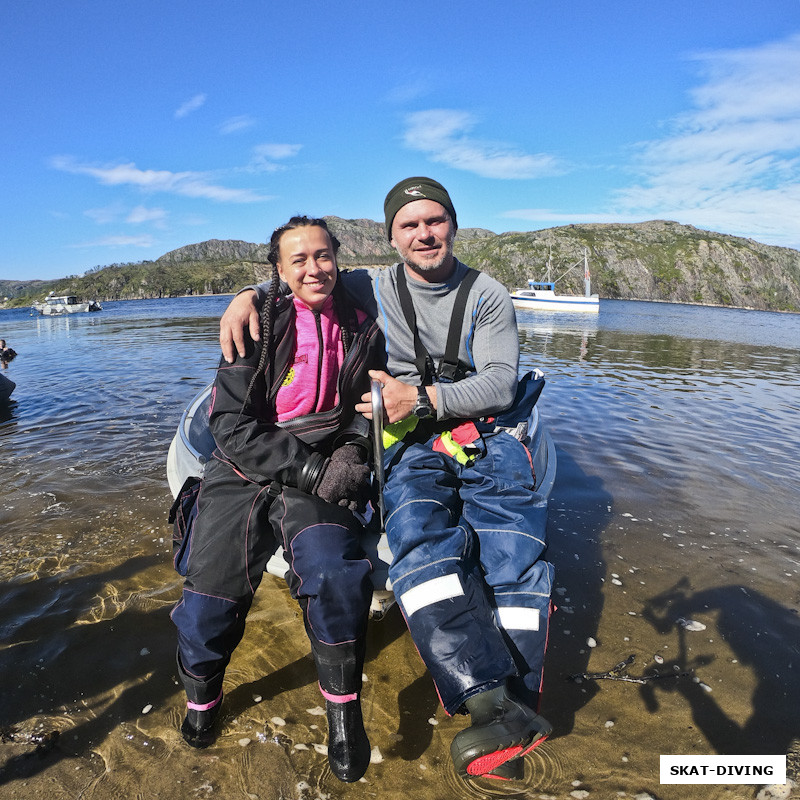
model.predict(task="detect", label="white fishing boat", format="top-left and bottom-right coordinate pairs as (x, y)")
top-left (31, 293), bottom-right (102, 315)
top-left (511, 249), bottom-right (599, 313)
top-left (166, 375), bottom-right (557, 619)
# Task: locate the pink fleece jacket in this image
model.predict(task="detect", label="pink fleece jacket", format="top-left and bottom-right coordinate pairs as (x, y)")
top-left (275, 295), bottom-right (363, 422)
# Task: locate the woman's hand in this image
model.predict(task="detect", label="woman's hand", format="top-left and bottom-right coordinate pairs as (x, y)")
top-left (220, 290), bottom-right (260, 363)
top-left (314, 444), bottom-right (371, 512)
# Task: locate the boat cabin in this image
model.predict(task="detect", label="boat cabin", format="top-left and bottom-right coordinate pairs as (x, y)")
top-left (526, 281), bottom-right (556, 293)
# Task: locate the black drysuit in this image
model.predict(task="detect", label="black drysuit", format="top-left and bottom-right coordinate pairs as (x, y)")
top-left (171, 296), bottom-right (385, 705)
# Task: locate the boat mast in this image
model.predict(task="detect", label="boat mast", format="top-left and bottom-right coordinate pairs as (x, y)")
top-left (584, 248), bottom-right (591, 297)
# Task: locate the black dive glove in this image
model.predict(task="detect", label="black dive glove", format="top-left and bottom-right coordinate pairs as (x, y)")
top-left (313, 444), bottom-right (371, 513)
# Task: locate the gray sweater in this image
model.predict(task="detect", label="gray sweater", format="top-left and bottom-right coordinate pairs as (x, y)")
top-left (253, 259), bottom-right (519, 421)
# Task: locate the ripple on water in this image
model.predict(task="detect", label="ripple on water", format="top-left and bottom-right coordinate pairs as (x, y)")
top-left (2, 298), bottom-right (799, 799)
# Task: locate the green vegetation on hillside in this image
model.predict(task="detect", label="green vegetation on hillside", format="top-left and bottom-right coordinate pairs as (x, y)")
top-left (4, 259), bottom-right (261, 308)
top-left (3, 218), bottom-right (799, 312)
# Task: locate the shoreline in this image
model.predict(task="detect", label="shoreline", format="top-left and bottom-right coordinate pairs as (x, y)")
top-left (4, 292), bottom-right (799, 315)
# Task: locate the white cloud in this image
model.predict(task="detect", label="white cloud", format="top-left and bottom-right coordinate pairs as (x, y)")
top-left (402, 109), bottom-right (564, 180)
top-left (69, 235), bottom-right (156, 248)
top-left (175, 93), bottom-right (207, 119)
top-left (51, 156), bottom-right (269, 203)
top-left (84, 204), bottom-right (125, 224)
top-left (612, 33), bottom-right (800, 246)
top-left (245, 143), bottom-right (303, 173)
top-left (254, 143), bottom-right (302, 160)
top-left (502, 209), bottom-right (645, 226)
top-left (83, 203), bottom-right (167, 227)
top-left (385, 80), bottom-right (429, 105)
top-left (687, 34), bottom-right (800, 126)
top-left (220, 115), bottom-right (256, 134)
top-left (500, 34), bottom-right (800, 248)
top-left (126, 205), bottom-right (168, 225)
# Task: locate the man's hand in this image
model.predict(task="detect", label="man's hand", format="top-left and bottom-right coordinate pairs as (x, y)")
top-left (220, 290), bottom-right (260, 363)
top-left (356, 370), bottom-right (436, 423)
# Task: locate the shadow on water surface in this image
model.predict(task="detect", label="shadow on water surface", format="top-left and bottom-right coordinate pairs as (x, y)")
top-left (229, 602), bottom-right (443, 763)
top-left (539, 445), bottom-right (613, 740)
top-left (0, 399), bottom-right (16, 428)
top-left (0, 556), bottom-right (177, 784)
top-left (642, 577), bottom-right (800, 758)
top-left (0, 551), bottom-right (435, 792)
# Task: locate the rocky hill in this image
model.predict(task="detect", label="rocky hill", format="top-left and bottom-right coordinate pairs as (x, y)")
top-left (4, 218), bottom-right (799, 311)
top-left (320, 216), bottom-right (800, 311)
top-left (1, 278), bottom-right (49, 301)
top-left (157, 238), bottom-right (271, 265)
top-left (450, 220), bottom-right (800, 311)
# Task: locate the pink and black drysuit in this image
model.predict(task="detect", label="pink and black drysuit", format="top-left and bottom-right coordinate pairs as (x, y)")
top-left (171, 293), bottom-right (385, 711)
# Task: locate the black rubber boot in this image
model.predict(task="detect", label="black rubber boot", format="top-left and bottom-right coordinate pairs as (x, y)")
top-left (176, 652), bottom-right (224, 749)
top-left (311, 636), bottom-right (370, 782)
top-left (181, 700), bottom-right (222, 749)
top-left (486, 757), bottom-right (525, 781)
top-left (508, 675), bottom-right (541, 711)
top-left (324, 697), bottom-right (371, 782)
top-left (450, 684), bottom-right (552, 778)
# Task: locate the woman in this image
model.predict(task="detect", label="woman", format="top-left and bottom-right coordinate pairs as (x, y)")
top-left (171, 216), bottom-right (384, 783)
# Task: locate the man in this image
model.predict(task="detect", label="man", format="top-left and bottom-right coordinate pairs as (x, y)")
top-left (220, 177), bottom-right (554, 780)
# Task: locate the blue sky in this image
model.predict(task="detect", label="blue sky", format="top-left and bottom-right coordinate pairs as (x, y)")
top-left (3, 1), bottom-right (800, 280)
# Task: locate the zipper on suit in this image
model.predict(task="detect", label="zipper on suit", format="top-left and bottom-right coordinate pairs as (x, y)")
top-left (313, 309), bottom-right (323, 412)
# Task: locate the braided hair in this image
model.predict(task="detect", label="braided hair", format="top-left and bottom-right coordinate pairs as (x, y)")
top-left (239, 216), bottom-right (356, 414)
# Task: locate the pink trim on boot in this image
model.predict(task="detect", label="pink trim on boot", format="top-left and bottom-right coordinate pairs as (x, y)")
top-left (187, 691), bottom-right (223, 712)
top-left (319, 683), bottom-right (358, 704)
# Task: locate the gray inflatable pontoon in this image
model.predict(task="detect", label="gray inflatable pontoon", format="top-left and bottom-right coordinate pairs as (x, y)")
top-left (166, 375), bottom-right (556, 618)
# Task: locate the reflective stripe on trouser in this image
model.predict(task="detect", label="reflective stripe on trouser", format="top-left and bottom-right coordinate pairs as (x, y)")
top-left (171, 459), bottom-right (372, 696)
top-left (384, 430), bottom-right (553, 715)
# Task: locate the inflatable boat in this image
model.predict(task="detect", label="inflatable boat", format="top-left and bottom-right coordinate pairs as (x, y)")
top-left (166, 376), bottom-right (557, 618)
top-left (0, 373), bottom-right (15, 404)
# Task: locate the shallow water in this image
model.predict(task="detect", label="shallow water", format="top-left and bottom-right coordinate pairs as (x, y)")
top-left (1, 297), bottom-right (798, 799)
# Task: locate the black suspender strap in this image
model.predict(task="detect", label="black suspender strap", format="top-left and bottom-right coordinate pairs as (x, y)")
top-left (395, 263), bottom-right (432, 384)
top-left (395, 263), bottom-right (480, 384)
top-left (439, 267), bottom-right (480, 381)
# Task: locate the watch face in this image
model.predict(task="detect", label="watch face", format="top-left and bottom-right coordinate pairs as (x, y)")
top-left (414, 385), bottom-right (433, 418)
top-left (413, 398), bottom-right (433, 418)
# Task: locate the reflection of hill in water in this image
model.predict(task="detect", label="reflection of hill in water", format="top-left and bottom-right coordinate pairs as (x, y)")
top-left (518, 317), bottom-right (799, 376)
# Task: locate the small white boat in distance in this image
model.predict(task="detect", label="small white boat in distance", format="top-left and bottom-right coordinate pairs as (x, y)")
top-left (511, 249), bottom-right (599, 313)
top-left (32, 293), bottom-right (102, 315)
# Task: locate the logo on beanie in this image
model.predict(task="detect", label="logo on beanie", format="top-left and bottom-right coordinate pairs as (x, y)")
top-left (404, 186), bottom-right (425, 197)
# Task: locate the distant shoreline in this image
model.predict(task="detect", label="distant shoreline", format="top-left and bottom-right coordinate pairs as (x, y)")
top-left (3, 291), bottom-right (799, 316)
top-left (0, 292), bottom-right (237, 311)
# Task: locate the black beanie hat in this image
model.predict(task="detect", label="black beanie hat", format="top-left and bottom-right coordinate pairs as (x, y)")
top-left (383, 177), bottom-right (457, 240)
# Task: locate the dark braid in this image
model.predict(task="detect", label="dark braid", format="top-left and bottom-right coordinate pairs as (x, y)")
top-left (238, 262), bottom-right (280, 415)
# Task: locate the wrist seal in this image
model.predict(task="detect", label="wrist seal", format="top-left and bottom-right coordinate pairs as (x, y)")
top-left (297, 453), bottom-right (329, 494)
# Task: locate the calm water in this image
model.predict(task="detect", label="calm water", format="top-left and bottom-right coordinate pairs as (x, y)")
top-left (1, 297), bottom-right (798, 799)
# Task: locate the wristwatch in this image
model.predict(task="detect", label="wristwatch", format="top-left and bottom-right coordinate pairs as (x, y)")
top-left (412, 384), bottom-right (434, 418)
